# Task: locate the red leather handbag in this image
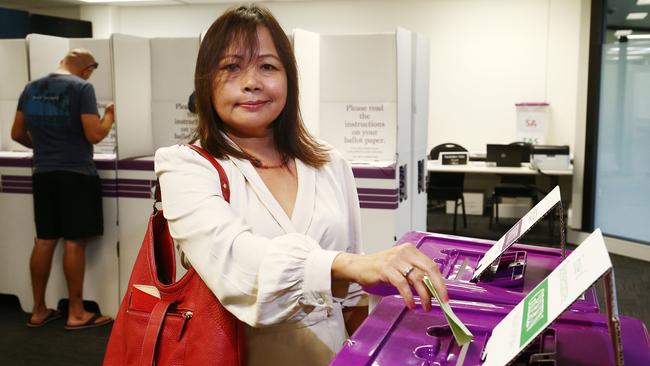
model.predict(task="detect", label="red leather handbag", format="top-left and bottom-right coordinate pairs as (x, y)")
top-left (103, 144), bottom-right (245, 366)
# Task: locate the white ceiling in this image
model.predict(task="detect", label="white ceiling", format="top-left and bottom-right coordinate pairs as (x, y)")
top-left (0, 0), bottom-right (310, 8)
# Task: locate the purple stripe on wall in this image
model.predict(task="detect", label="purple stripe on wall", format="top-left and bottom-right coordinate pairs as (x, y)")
top-left (0, 183), bottom-right (114, 196)
top-left (95, 160), bottom-right (117, 170)
top-left (119, 192), bottom-right (152, 199)
top-left (2, 188), bottom-right (32, 194)
top-left (2, 181), bottom-right (32, 188)
top-left (1, 190), bottom-right (119, 197)
top-left (359, 201), bottom-right (398, 210)
top-left (515, 102), bottom-right (549, 106)
top-left (357, 188), bottom-right (397, 195)
top-left (118, 159), bottom-right (154, 171)
top-left (119, 185), bottom-right (153, 193)
top-left (117, 178), bottom-right (156, 186)
top-left (0, 157), bottom-right (32, 167)
top-left (352, 165), bottom-right (396, 179)
top-left (358, 194), bottom-right (398, 203)
top-left (1, 175), bottom-right (32, 182)
top-left (1, 158), bottom-right (116, 169)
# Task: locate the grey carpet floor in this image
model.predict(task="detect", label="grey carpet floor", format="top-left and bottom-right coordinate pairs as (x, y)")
top-left (0, 296), bottom-right (110, 366)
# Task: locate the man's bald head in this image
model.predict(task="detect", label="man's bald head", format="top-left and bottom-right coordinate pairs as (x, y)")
top-left (59, 48), bottom-right (98, 80)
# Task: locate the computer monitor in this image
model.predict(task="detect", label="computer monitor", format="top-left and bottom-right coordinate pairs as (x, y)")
top-left (486, 144), bottom-right (525, 167)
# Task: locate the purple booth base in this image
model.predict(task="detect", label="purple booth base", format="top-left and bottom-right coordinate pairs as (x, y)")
top-left (365, 231), bottom-right (600, 313)
top-left (331, 296), bottom-right (650, 366)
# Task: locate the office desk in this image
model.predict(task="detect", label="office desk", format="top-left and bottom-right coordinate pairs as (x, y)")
top-left (427, 161), bottom-right (573, 176)
top-left (427, 161), bottom-right (572, 229)
top-left (427, 161), bottom-right (573, 199)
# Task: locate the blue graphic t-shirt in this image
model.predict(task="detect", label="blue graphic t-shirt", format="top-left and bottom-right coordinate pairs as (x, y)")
top-left (17, 73), bottom-right (99, 175)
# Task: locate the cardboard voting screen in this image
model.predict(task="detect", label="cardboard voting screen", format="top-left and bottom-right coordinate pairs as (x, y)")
top-left (482, 229), bottom-right (614, 366)
top-left (0, 39), bottom-right (29, 151)
top-left (472, 186), bottom-right (562, 281)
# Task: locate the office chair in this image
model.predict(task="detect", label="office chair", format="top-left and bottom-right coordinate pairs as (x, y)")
top-left (489, 142), bottom-right (538, 228)
top-left (428, 143), bottom-right (467, 234)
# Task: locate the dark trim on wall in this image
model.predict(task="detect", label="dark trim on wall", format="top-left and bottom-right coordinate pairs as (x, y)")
top-left (582, 0), bottom-right (606, 231)
top-left (30, 14), bottom-right (92, 38)
top-left (606, 25), bottom-right (650, 32)
top-left (0, 7), bottom-right (91, 39)
top-left (0, 7), bottom-right (29, 38)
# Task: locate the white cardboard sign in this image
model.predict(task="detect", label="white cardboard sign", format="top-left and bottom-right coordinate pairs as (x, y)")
top-left (482, 229), bottom-right (612, 366)
top-left (516, 103), bottom-right (548, 145)
top-left (473, 186), bottom-right (562, 280)
top-left (320, 102), bottom-right (396, 161)
top-left (94, 101), bottom-right (116, 154)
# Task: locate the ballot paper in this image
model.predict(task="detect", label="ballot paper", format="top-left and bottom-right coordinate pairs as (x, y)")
top-left (130, 284), bottom-right (161, 312)
top-left (482, 229), bottom-right (613, 366)
top-left (472, 186), bottom-right (562, 281)
top-left (423, 276), bottom-right (474, 346)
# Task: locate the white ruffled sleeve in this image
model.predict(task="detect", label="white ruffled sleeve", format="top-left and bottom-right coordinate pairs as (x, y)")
top-left (155, 145), bottom-right (340, 327)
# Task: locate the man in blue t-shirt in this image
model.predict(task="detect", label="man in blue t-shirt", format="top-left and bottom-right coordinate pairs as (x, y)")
top-left (11, 48), bottom-right (114, 330)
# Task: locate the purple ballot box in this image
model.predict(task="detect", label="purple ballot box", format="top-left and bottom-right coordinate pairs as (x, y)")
top-left (331, 295), bottom-right (650, 366)
top-left (365, 231), bottom-right (600, 312)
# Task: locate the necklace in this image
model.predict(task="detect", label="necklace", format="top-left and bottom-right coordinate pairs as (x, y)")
top-left (247, 154), bottom-right (289, 169)
top-left (228, 136), bottom-right (289, 169)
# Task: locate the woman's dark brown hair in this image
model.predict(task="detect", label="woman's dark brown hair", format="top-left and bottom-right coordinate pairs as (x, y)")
top-left (193, 4), bottom-right (329, 167)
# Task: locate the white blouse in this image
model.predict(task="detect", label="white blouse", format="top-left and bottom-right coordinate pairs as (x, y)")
top-left (155, 143), bottom-right (366, 365)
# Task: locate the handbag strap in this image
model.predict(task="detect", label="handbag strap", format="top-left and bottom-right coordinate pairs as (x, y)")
top-left (138, 300), bottom-right (174, 366)
top-left (153, 144), bottom-right (232, 269)
top-left (185, 144), bottom-right (231, 202)
top-left (153, 144), bottom-right (230, 206)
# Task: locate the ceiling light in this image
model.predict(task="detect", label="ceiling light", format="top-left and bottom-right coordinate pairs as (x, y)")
top-left (79, 0), bottom-right (166, 3)
top-left (637, 0), bottom-right (650, 5)
top-left (626, 12), bottom-right (648, 20)
top-left (614, 29), bottom-right (633, 38)
top-left (628, 34), bottom-right (650, 39)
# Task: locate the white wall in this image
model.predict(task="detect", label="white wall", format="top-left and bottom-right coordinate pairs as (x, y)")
top-left (570, 0), bottom-right (592, 230)
top-left (79, 0), bottom-right (588, 156)
top-left (80, 5), bottom-right (118, 39)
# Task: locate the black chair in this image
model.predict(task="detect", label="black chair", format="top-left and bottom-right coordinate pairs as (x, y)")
top-left (489, 142), bottom-right (538, 228)
top-left (428, 143), bottom-right (467, 234)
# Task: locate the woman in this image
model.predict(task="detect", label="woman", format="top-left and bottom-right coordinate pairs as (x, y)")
top-left (155, 4), bottom-right (448, 365)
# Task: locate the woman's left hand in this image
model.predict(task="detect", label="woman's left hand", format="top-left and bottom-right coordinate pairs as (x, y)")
top-left (331, 243), bottom-right (447, 312)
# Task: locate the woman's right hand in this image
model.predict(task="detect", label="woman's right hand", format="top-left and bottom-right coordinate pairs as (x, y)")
top-left (332, 243), bottom-right (448, 312)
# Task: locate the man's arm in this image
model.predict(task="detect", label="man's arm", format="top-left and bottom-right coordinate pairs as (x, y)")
top-left (10, 111), bottom-right (33, 148)
top-left (81, 103), bottom-right (115, 144)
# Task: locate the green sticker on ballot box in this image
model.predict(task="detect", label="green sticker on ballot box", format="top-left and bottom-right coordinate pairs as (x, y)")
top-left (520, 279), bottom-right (548, 347)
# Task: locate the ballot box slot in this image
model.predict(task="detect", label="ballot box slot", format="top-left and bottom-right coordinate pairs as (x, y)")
top-left (480, 251), bottom-right (527, 287)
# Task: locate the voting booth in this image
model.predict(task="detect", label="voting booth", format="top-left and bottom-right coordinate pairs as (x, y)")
top-left (294, 28), bottom-right (424, 253)
top-left (410, 32), bottom-right (430, 233)
top-left (0, 38), bottom-right (36, 313)
top-left (0, 39), bottom-right (29, 152)
top-left (24, 34), bottom-right (120, 316)
top-left (0, 33), bottom-right (157, 316)
top-left (116, 36), bottom-right (198, 299)
top-left (112, 33), bottom-right (153, 302)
